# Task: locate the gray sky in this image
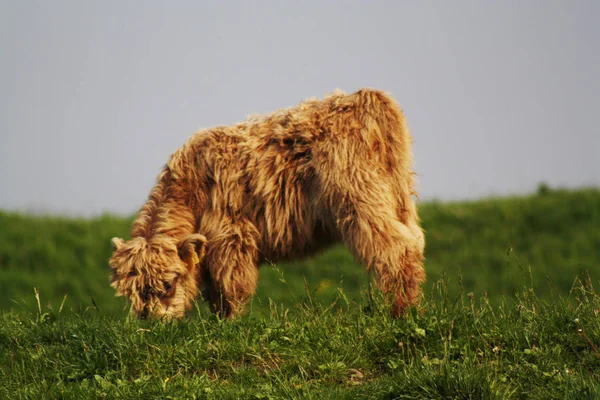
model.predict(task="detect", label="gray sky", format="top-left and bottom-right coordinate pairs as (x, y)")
top-left (1, 1), bottom-right (599, 216)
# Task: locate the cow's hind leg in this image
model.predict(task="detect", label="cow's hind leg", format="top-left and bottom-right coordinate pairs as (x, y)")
top-left (335, 190), bottom-right (425, 317)
top-left (204, 220), bottom-right (260, 318)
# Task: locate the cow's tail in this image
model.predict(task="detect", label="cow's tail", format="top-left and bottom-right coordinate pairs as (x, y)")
top-left (351, 89), bottom-right (419, 225)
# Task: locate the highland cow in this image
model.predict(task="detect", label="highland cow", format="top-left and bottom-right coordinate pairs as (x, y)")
top-left (109, 88), bottom-right (425, 320)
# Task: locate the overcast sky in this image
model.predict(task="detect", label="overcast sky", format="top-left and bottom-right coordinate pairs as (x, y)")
top-left (1, 1), bottom-right (598, 216)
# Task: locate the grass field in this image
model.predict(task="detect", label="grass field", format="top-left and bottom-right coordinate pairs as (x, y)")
top-left (1, 186), bottom-right (598, 314)
top-left (2, 281), bottom-right (600, 398)
top-left (1, 186), bottom-right (600, 398)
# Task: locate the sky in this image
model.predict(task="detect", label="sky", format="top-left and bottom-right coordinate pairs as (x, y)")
top-left (1, 1), bottom-right (599, 216)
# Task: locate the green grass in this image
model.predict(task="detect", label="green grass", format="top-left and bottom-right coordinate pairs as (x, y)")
top-left (1, 186), bottom-right (600, 398)
top-left (1, 186), bottom-right (598, 314)
top-left (2, 279), bottom-right (600, 398)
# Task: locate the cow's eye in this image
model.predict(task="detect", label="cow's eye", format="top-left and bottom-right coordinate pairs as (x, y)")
top-left (164, 282), bottom-right (173, 292)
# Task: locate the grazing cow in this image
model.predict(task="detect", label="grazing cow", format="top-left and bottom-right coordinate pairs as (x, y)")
top-left (109, 88), bottom-right (425, 319)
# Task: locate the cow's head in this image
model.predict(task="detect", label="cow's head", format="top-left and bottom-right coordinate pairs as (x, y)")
top-left (109, 234), bottom-right (207, 319)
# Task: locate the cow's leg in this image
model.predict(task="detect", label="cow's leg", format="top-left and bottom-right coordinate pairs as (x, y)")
top-left (204, 220), bottom-right (260, 318)
top-left (334, 189), bottom-right (425, 317)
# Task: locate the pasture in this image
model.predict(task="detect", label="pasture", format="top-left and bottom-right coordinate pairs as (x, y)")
top-left (1, 187), bottom-right (599, 398)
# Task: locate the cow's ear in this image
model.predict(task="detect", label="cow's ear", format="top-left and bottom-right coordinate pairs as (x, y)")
top-left (177, 234), bottom-right (207, 268)
top-left (111, 237), bottom-right (125, 251)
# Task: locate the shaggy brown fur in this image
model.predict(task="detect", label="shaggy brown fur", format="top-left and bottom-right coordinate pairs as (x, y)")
top-left (109, 88), bottom-right (425, 319)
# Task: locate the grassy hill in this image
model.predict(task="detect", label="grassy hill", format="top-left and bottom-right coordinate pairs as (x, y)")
top-left (1, 187), bottom-right (600, 398)
top-left (2, 282), bottom-right (600, 398)
top-left (1, 187), bottom-right (598, 315)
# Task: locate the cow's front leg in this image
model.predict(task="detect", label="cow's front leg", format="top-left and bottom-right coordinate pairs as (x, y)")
top-left (204, 220), bottom-right (260, 318)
